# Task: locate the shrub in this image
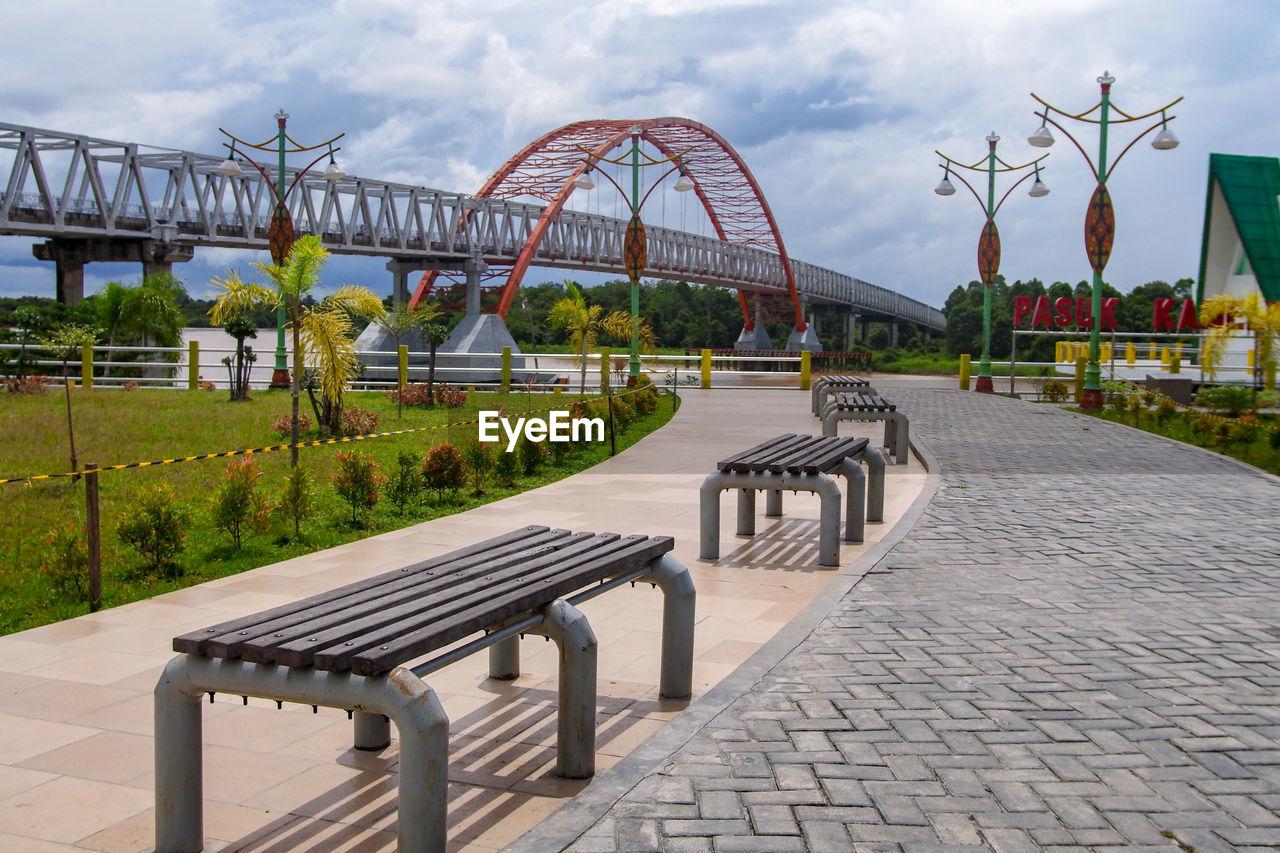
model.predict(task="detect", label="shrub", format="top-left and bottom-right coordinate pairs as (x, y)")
top-left (1042, 380), bottom-right (1069, 403)
top-left (434, 383), bottom-right (467, 408)
top-left (1228, 415), bottom-right (1260, 446)
top-left (340, 405), bottom-right (380, 437)
top-left (422, 442), bottom-right (466, 500)
top-left (332, 450), bottom-right (386, 527)
top-left (6, 374), bottom-right (48, 394)
top-left (41, 524), bottom-right (88, 601)
top-left (385, 382), bottom-right (433, 408)
top-left (122, 380), bottom-right (140, 392)
top-left (1197, 384), bottom-right (1254, 418)
top-left (629, 375), bottom-right (660, 415)
top-left (1270, 425), bottom-right (1280, 452)
top-left (460, 438), bottom-right (497, 495)
top-left (271, 412), bottom-right (313, 438)
top-left (200, 380), bottom-right (217, 392)
top-left (519, 436), bottom-right (550, 474)
top-left (389, 450), bottom-right (422, 514)
top-left (117, 483), bottom-right (190, 577)
top-left (277, 465), bottom-right (316, 539)
top-left (494, 445), bottom-right (521, 488)
top-left (1154, 396), bottom-right (1178, 427)
top-left (210, 457), bottom-right (275, 550)
top-left (610, 395), bottom-right (635, 432)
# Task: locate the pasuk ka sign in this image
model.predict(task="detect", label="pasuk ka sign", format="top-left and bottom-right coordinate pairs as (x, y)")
top-left (1012, 296), bottom-right (1202, 331)
top-left (1013, 295), bottom-right (1119, 330)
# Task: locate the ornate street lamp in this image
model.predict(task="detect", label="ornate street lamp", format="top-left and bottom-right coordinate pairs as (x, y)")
top-left (935, 132), bottom-right (1049, 392)
top-left (218, 110), bottom-right (345, 389)
top-left (1029, 72), bottom-right (1181, 409)
top-left (572, 128), bottom-right (695, 381)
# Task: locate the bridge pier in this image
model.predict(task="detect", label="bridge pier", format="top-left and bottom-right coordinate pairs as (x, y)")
top-left (33, 237), bottom-right (193, 304)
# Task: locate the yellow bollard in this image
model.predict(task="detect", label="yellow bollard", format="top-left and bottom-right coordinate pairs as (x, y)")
top-left (82, 343), bottom-right (94, 390)
top-left (1074, 357), bottom-right (1086, 402)
top-left (1126, 342), bottom-right (1135, 366)
top-left (959, 354), bottom-right (971, 391)
top-left (700, 349), bottom-right (711, 389)
top-left (1161, 346), bottom-right (1170, 366)
top-left (1248, 349), bottom-right (1256, 369)
top-left (398, 344), bottom-right (408, 394)
top-left (800, 351), bottom-right (811, 391)
top-left (1101, 343), bottom-right (1112, 363)
top-left (186, 341), bottom-right (197, 391)
top-left (599, 346), bottom-right (610, 392)
top-left (1055, 341), bottom-right (1064, 363)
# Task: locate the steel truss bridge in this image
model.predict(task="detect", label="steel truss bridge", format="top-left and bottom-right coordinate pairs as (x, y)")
top-left (0, 120), bottom-right (944, 334)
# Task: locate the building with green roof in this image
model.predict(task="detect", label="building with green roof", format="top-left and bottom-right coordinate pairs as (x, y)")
top-left (1198, 153), bottom-right (1280, 305)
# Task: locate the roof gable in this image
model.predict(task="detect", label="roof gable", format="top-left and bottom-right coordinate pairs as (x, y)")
top-left (1198, 153), bottom-right (1280, 303)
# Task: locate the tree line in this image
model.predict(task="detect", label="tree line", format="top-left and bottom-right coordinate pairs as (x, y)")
top-left (942, 276), bottom-right (1196, 363)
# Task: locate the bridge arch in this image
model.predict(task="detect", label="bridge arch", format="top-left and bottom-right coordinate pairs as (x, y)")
top-left (411, 117), bottom-right (806, 332)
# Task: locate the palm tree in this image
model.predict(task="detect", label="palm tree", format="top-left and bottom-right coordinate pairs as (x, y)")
top-left (96, 274), bottom-right (185, 377)
top-left (547, 281), bottom-right (655, 394)
top-left (1199, 292), bottom-right (1280, 388)
top-left (369, 301), bottom-right (442, 416)
top-left (208, 236), bottom-right (384, 465)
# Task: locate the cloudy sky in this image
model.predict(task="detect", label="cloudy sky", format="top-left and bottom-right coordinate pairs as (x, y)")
top-left (0, 0), bottom-right (1276, 313)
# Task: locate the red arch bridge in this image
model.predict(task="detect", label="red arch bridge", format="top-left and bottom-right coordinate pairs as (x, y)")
top-left (0, 118), bottom-right (945, 350)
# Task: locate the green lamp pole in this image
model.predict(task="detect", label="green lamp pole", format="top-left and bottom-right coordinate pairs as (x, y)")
top-left (936, 132), bottom-right (1049, 392)
top-left (1029, 72), bottom-right (1181, 409)
top-left (218, 110), bottom-right (346, 389)
top-left (573, 129), bottom-right (695, 381)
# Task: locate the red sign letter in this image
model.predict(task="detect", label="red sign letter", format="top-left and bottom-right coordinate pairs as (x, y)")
top-left (1054, 297), bottom-right (1074, 328)
top-left (1100, 297), bottom-right (1119, 330)
top-left (1013, 295), bottom-right (1033, 327)
top-left (1031, 296), bottom-right (1053, 329)
top-left (1153, 298), bottom-right (1175, 330)
top-left (1176, 299), bottom-right (1202, 331)
top-left (1075, 297), bottom-right (1092, 328)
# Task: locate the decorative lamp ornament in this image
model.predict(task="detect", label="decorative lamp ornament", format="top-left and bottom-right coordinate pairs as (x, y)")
top-left (1028, 165), bottom-right (1050, 197)
top-left (217, 151), bottom-right (242, 178)
top-left (572, 169), bottom-right (596, 191)
top-left (322, 151), bottom-right (345, 181)
top-left (1028, 123), bottom-right (1055, 148)
top-left (673, 171), bottom-right (696, 192)
top-left (934, 174), bottom-right (956, 196)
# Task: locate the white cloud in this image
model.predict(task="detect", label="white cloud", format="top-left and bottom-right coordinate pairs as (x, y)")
top-left (0, 0), bottom-right (1275, 312)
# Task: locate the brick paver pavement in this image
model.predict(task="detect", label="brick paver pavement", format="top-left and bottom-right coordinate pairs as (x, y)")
top-left (519, 389), bottom-right (1280, 852)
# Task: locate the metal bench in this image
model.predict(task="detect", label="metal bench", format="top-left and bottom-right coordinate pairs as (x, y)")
top-left (810, 374), bottom-right (878, 416)
top-left (154, 525), bottom-right (695, 853)
top-left (699, 434), bottom-right (883, 568)
top-left (819, 392), bottom-right (910, 465)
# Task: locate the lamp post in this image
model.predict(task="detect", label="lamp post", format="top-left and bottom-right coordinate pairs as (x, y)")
top-left (218, 110), bottom-right (345, 389)
top-left (1029, 72), bottom-right (1181, 409)
top-left (936, 132), bottom-right (1049, 393)
top-left (572, 128), bottom-right (695, 381)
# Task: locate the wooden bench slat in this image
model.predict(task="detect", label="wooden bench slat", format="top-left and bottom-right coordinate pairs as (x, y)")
top-left (173, 525), bottom-right (555, 655)
top-left (349, 535), bottom-right (675, 675)
top-left (831, 392), bottom-right (896, 411)
top-left (258, 533), bottom-right (617, 667)
top-left (718, 433), bottom-right (868, 475)
top-left (192, 527), bottom-right (577, 658)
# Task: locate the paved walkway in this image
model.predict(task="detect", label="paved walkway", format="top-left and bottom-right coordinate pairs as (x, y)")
top-left (515, 387), bottom-right (1280, 852)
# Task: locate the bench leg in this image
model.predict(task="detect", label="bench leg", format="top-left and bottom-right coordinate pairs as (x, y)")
top-left (642, 554), bottom-right (697, 700)
top-left (815, 473), bottom-right (843, 567)
top-left (354, 711), bottom-right (390, 751)
top-left (488, 635), bottom-right (521, 681)
top-left (736, 487), bottom-right (756, 535)
top-left (838, 459), bottom-right (865, 543)
top-left (530, 599), bottom-right (597, 779)
top-left (699, 473), bottom-right (728, 559)
top-left (155, 656), bottom-right (450, 853)
top-left (765, 488), bottom-right (783, 517)
top-left (821, 411), bottom-right (839, 437)
top-left (863, 447), bottom-right (886, 522)
top-left (891, 413), bottom-right (910, 464)
top-left (155, 657), bottom-right (203, 853)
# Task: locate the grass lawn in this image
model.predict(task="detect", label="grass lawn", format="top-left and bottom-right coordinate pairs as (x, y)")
top-left (0, 383), bottom-right (674, 635)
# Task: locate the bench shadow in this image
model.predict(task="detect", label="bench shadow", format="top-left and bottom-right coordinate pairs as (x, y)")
top-left (215, 684), bottom-right (684, 851)
top-left (714, 518), bottom-right (844, 572)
